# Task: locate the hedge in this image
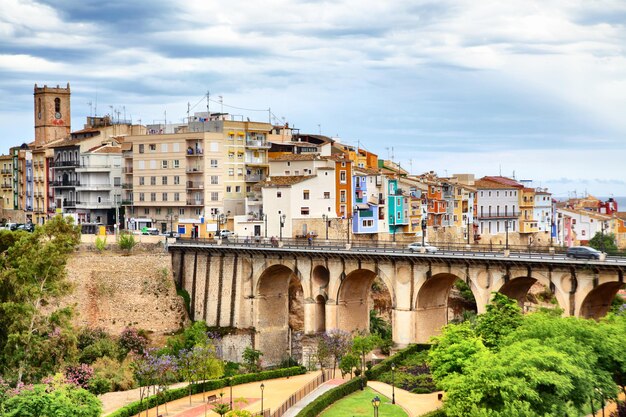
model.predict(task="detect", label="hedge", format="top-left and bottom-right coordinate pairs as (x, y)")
top-left (295, 377), bottom-right (364, 417)
top-left (420, 409), bottom-right (446, 417)
top-left (365, 343), bottom-right (431, 381)
top-left (107, 366), bottom-right (306, 417)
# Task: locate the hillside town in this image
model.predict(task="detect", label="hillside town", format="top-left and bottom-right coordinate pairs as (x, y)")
top-left (2, 83), bottom-right (625, 250)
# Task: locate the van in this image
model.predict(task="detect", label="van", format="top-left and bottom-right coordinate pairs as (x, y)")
top-left (142, 227), bottom-right (160, 236)
top-left (566, 246), bottom-right (601, 260)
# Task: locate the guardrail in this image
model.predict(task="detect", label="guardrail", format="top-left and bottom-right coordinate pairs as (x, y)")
top-left (270, 370), bottom-right (332, 417)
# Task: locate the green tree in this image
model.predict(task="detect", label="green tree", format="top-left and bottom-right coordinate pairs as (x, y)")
top-left (351, 333), bottom-right (381, 374)
top-left (226, 410), bottom-right (253, 417)
top-left (474, 292), bottom-right (523, 349)
top-left (339, 353), bottom-right (359, 378)
top-left (0, 215), bottom-right (81, 384)
top-left (242, 347), bottom-right (263, 373)
top-left (369, 309), bottom-right (392, 340)
top-left (428, 322), bottom-right (486, 384)
top-left (213, 402), bottom-right (231, 416)
top-left (589, 232), bottom-right (618, 253)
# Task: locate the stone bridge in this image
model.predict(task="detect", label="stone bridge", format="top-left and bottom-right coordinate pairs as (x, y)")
top-left (168, 242), bottom-right (625, 364)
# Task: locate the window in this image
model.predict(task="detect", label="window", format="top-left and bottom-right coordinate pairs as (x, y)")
top-left (174, 176), bottom-right (180, 185)
top-left (173, 160), bottom-right (180, 168)
top-left (161, 144), bottom-right (168, 152)
top-left (150, 193), bottom-right (156, 201)
top-left (226, 186), bottom-right (232, 193)
top-left (162, 193), bottom-right (168, 201)
top-left (340, 190), bottom-right (346, 203)
top-left (144, 208), bottom-right (150, 215)
top-left (285, 171), bottom-right (290, 175)
top-left (303, 190), bottom-right (310, 200)
top-left (211, 176), bottom-right (219, 185)
top-left (195, 208), bottom-right (202, 215)
top-left (235, 186), bottom-right (241, 193)
top-left (237, 168), bottom-right (243, 176)
top-left (277, 191), bottom-right (282, 198)
top-left (149, 144), bottom-right (156, 151)
top-left (301, 207), bottom-right (310, 215)
top-left (179, 208), bottom-right (185, 215)
top-left (156, 208), bottom-right (161, 215)
top-left (151, 176), bottom-right (156, 186)
top-left (162, 160), bottom-right (168, 169)
top-left (340, 171), bottom-right (346, 183)
top-left (173, 143), bottom-right (180, 152)
top-left (138, 144), bottom-right (145, 154)
top-left (138, 161), bottom-right (145, 170)
top-left (324, 192), bottom-right (330, 199)
top-left (114, 177), bottom-right (121, 186)
top-left (210, 159), bottom-right (218, 168)
top-left (139, 177), bottom-right (145, 185)
top-left (150, 160), bottom-right (157, 169)
top-left (139, 192), bottom-right (145, 201)
top-left (363, 219), bottom-right (373, 227)
top-left (210, 142), bottom-right (218, 152)
top-left (211, 192), bottom-right (219, 201)
top-left (174, 193), bottom-right (180, 201)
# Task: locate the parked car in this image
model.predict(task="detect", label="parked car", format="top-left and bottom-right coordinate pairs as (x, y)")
top-left (407, 242), bottom-right (438, 253)
top-left (566, 246), bottom-right (602, 260)
top-left (141, 227), bottom-right (160, 235)
top-left (219, 229), bottom-right (233, 238)
top-left (17, 223), bottom-right (34, 232)
top-left (1, 223), bottom-right (17, 231)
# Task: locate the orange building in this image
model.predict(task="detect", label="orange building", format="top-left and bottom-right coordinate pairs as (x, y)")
top-left (334, 155), bottom-right (353, 218)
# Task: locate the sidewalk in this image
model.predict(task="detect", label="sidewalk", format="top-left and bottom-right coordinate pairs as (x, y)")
top-left (103, 371), bottom-right (323, 417)
top-left (280, 378), bottom-right (345, 417)
top-left (367, 381), bottom-right (442, 417)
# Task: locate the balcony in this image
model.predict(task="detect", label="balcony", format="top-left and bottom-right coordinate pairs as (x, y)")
top-left (186, 167), bottom-right (204, 174)
top-left (244, 174), bottom-right (266, 182)
top-left (51, 180), bottom-right (80, 187)
top-left (1, 169), bottom-right (10, 174)
top-left (121, 199), bottom-right (133, 205)
top-left (76, 164), bottom-right (113, 172)
top-left (122, 167), bottom-right (134, 174)
top-left (122, 183), bottom-right (133, 189)
top-left (51, 161), bottom-right (80, 168)
top-left (76, 183), bottom-right (113, 191)
top-left (186, 148), bottom-right (204, 156)
top-left (186, 181), bottom-right (204, 190)
top-left (244, 157), bottom-right (268, 166)
top-left (246, 140), bottom-right (271, 149)
top-left (476, 211), bottom-right (520, 220)
top-left (62, 200), bottom-right (81, 207)
top-left (186, 199), bottom-right (204, 206)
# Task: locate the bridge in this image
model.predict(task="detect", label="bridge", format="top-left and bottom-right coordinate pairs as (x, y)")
top-left (168, 239), bottom-right (625, 364)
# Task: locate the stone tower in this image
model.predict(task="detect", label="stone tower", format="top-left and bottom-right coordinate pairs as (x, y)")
top-left (34, 83), bottom-right (71, 146)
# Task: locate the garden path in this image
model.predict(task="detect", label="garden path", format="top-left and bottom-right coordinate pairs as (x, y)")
top-left (367, 381), bottom-right (442, 417)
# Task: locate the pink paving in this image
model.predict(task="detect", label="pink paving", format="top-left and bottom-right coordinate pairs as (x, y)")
top-left (171, 397), bottom-right (259, 417)
top-left (325, 379), bottom-right (344, 386)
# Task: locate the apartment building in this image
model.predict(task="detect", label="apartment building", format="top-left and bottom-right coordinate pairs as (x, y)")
top-left (0, 154), bottom-right (13, 217)
top-left (352, 167), bottom-right (384, 235)
top-left (475, 176), bottom-right (522, 238)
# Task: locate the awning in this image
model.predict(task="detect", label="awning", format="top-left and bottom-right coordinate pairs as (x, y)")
top-left (237, 131), bottom-right (245, 136)
top-left (355, 203), bottom-right (370, 210)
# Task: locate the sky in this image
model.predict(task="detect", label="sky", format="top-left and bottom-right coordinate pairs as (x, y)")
top-left (0, 0), bottom-right (625, 198)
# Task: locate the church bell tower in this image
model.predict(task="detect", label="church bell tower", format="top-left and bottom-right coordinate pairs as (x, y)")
top-left (34, 83), bottom-right (71, 146)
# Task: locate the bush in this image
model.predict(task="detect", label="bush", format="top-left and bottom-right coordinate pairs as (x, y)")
top-left (79, 337), bottom-right (123, 364)
top-left (64, 363), bottom-right (94, 389)
top-left (118, 232), bottom-right (136, 252)
top-left (177, 289), bottom-right (191, 316)
top-left (295, 377), bottom-right (363, 417)
top-left (94, 236), bottom-right (107, 252)
top-left (107, 366), bottom-right (306, 417)
top-left (92, 356), bottom-right (136, 392)
top-left (87, 375), bottom-right (112, 395)
top-left (421, 409), bottom-right (447, 417)
top-left (77, 327), bottom-right (109, 350)
top-left (119, 327), bottom-right (148, 355)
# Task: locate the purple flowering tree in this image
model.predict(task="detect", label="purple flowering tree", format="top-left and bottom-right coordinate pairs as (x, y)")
top-left (322, 330), bottom-right (353, 378)
top-left (64, 363), bottom-right (95, 389)
top-left (119, 327), bottom-right (148, 355)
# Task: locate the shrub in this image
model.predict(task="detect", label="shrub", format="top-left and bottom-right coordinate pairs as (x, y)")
top-left (118, 232), bottom-right (136, 252)
top-left (79, 337), bottom-right (122, 364)
top-left (421, 409), bottom-right (447, 417)
top-left (242, 347), bottom-right (263, 373)
top-left (295, 377), bottom-right (363, 417)
top-left (177, 289), bottom-right (191, 316)
top-left (65, 363), bottom-right (95, 389)
top-left (87, 375), bottom-right (112, 395)
top-left (77, 327), bottom-right (109, 350)
top-left (92, 356), bottom-right (136, 392)
top-left (94, 236), bottom-right (107, 252)
top-left (365, 343), bottom-right (431, 381)
top-left (119, 327), bottom-right (148, 355)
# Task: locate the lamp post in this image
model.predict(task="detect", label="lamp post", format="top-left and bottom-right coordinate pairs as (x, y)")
top-left (346, 214), bottom-right (352, 244)
top-left (391, 362), bottom-right (396, 404)
top-left (371, 396), bottom-right (381, 417)
top-left (279, 214), bottom-right (286, 241)
top-left (263, 213), bottom-right (267, 238)
top-left (466, 215), bottom-right (470, 245)
top-left (322, 214), bottom-right (329, 240)
top-left (218, 213), bottom-right (225, 237)
top-left (260, 383), bottom-right (265, 415)
top-left (227, 377), bottom-right (233, 410)
top-left (421, 218), bottom-right (427, 247)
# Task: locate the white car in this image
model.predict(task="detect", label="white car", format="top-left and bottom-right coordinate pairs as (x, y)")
top-left (219, 229), bottom-right (233, 238)
top-left (407, 242), bottom-right (438, 253)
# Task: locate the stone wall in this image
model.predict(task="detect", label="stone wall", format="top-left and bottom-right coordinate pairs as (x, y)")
top-left (54, 251), bottom-right (189, 339)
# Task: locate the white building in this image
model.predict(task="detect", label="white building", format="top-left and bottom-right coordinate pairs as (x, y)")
top-left (475, 177), bottom-right (522, 237)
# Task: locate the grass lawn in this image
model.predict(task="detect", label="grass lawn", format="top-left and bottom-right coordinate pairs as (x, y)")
top-left (319, 387), bottom-right (409, 417)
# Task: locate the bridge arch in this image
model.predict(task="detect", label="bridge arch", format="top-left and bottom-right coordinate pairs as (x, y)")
top-left (579, 282), bottom-right (625, 319)
top-left (415, 272), bottom-right (478, 342)
top-left (497, 272), bottom-right (566, 313)
top-left (311, 265), bottom-right (330, 333)
top-left (335, 268), bottom-right (391, 334)
top-left (255, 264), bottom-right (303, 365)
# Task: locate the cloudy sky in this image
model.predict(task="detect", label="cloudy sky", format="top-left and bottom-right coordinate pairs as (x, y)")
top-left (1, 0), bottom-right (625, 197)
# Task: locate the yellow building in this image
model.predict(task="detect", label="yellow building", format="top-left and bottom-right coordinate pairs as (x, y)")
top-left (519, 187), bottom-right (539, 234)
top-left (0, 154), bottom-right (13, 217)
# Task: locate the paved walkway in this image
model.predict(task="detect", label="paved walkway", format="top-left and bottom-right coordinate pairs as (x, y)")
top-left (280, 378), bottom-right (345, 417)
top-left (367, 381), bottom-right (442, 417)
top-left (103, 371), bottom-right (323, 417)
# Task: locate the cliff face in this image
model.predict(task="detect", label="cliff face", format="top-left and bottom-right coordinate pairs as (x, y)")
top-left (53, 251), bottom-right (188, 339)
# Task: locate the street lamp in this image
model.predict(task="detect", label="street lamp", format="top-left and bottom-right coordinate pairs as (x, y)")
top-left (322, 214), bottom-right (329, 240)
top-left (260, 383), bottom-right (265, 415)
top-left (263, 213), bottom-right (267, 238)
top-left (346, 214), bottom-right (352, 244)
top-left (371, 396), bottom-right (381, 417)
top-left (421, 218), bottom-right (427, 247)
top-left (218, 213), bottom-right (225, 237)
top-left (227, 377), bottom-right (233, 410)
top-left (466, 215), bottom-right (470, 245)
top-left (279, 214), bottom-right (286, 241)
top-left (391, 362), bottom-right (396, 404)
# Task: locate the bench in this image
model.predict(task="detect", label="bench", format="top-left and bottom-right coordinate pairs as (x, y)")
top-left (206, 394), bottom-right (217, 403)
